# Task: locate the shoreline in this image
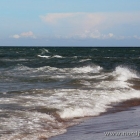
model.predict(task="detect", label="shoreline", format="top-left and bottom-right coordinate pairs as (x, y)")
top-left (49, 98), bottom-right (140, 140)
top-left (104, 98), bottom-right (140, 114)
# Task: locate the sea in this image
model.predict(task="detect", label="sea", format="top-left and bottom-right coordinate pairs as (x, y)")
top-left (0, 47), bottom-right (140, 140)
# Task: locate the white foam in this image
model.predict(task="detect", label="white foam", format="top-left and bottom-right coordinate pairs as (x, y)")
top-left (13, 65), bottom-right (31, 71)
top-left (37, 55), bottom-right (50, 58)
top-left (0, 111), bottom-right (69, 140)
top-left (5, 64), bottom-right (103, 80)
top-left (113, 66), bottom-right (138, 81)
top-left (43, 49), bottom-right (49, 53)
top-left (79, 59), bottom-right (91, 62)
top-left (2, 92), bottom-right (7, 95)
top-left (73, 56), bottom-right (77, 58)
top-left (52, 55), bottom-right (63, 58)
top-left (41, 48), bottom-right (50, 53)
top-left (22, 87), bottom-right (139, 120)
top-left (96, 80), bottom-right (131, 89)
top-left (73, 65), bottom-right (102, 73)
top-left (1, 87), bottom-right (140, 139)
top-left (80, 80), bottom-right (91, 86)
top-left (35, 66), bottom-right (57, 71)
top-left (57, 89), bottom-right (140, 119)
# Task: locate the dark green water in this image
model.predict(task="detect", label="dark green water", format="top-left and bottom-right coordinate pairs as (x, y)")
top-left (1, 47), bottom-right (140, 69)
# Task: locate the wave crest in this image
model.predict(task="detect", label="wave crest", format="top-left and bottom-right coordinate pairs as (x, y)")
top-left (113, 66), bottom-right (138, 81)
top-left (73, 65), bottom-right (102, 73)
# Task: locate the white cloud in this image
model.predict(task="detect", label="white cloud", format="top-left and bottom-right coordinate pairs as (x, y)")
top-left (134, 35), bottom-right (140, 40)
top-left (52, 30), bottom-right (115, 40)
top-left (12, 34), bottom-right (20, 39)
top-left (79, 30), bottom-right (101, 39)
top-left (74, 30), bottom-right (114, 39)
top-left (40, 13), bottom-right (106, 39)
top-left (108, 33), bottom-right (114, 38)
top-left (101, 33), bottom-right (114, 39)
top-left (40, 13), bottom-right (74, 24)
top-left (40, 13), bottom-right (105, 31)
top-left (11, 31), bottom-right (36, 39)
top-left (40, 12), bottom-right (140, 40)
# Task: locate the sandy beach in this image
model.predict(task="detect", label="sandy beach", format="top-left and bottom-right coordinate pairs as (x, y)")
top-left (50, 99), bottom-right (140, 140)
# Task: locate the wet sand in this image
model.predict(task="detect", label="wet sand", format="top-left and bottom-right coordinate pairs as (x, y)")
top-left (49, 99), bottom-right (140, 140)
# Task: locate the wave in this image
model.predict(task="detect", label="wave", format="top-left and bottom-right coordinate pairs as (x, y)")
top-left (37, 55), bottom-right (50, 58)
top-left (72, 65), bottom-right (102, 74)
top-left (4, 64), bottom-right (139, 83)
top-left (57, 88), bottom-right (140, 119)
top-left (93, 66), bottom-right (139, 89)
top-left (91, 48), bottom-right (98, 51)
top-left (60, 90), bottom-right (140, 119)
top-left (38, 54), bottom-right (63, 59)
top-left (40, 48), bottom-right (50, 53)
top-left (0, 58), bottom-right (28, 62)
top-left (79, 59), bottom-right (91, 62)
top-left (112, 66), bottom-right (138, 81)
top-left (12, 64), bottom-right (102, 74)
top-left (52, 55), bottom-right (63, 58)
top-left (2, 88), bottom-right (140, 139)
top-left (0, 110), bottom-right (74, 140)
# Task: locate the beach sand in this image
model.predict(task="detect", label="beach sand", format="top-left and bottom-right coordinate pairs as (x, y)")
top-left (49, 99), bottom-right (140, 140)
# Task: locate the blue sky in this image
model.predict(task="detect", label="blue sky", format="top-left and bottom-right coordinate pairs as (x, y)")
top-left (1, 0), bottom-right (140, 46)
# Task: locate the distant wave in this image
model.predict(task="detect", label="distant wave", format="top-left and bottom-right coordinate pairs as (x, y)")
top-left (72, 65), bottom-right (102, 73)
top-left (38, 54), bottom-right (63, 58)
top-left (37, 55), bottom-right (50, 58)
top-left (52, 55), bottom-right (63, 58)
top-left (79, 59), bottom-right (91, 62)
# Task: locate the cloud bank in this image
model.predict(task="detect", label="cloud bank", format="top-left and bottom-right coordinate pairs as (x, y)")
top-left (40, 12), bottom-right (140, 39)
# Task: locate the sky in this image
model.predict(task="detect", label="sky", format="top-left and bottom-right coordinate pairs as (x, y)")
top-left (1, 0), bottom-right (140, 46)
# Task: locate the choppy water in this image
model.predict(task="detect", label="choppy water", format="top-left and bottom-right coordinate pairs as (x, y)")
top-left (0, 47), bottom-right (140, 140)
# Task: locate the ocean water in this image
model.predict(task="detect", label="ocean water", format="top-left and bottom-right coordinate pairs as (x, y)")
top-left (0, 47), bottom-right (140, 139)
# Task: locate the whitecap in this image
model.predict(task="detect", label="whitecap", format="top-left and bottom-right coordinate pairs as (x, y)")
top-left (57, 89), bottom-right (140, 119)
top-left (112, 66), bottom-right (138, 81)
top-left (72, 65), bottom-right (102, 73)
top-left (52, 55), bottom-right (63, 58)
top-left (79, 59), bottom-right (91, 62)
top-left (37, 55), bottom-right (50, 58)
top-left (40, 48), bottom-right (50, 53)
